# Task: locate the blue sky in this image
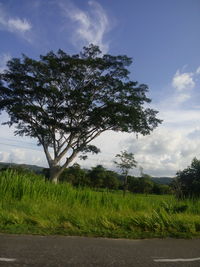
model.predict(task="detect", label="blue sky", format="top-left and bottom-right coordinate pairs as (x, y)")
top-left (0, 0), bottom-right (200, 176)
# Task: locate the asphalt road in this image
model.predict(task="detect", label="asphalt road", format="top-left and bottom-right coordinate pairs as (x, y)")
top-left (1, 234), bottom-right (200, 266)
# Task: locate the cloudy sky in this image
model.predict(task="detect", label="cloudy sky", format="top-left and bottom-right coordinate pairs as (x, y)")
top-left (0, 0), bottom-right (200, 177)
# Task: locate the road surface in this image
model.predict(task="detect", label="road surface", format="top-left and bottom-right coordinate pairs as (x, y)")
top-left (0, 234), bottom-right (200, 266)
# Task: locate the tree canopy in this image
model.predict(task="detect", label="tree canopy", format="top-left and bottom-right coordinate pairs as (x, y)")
top-left (0, 44), bottom-right (162, 183)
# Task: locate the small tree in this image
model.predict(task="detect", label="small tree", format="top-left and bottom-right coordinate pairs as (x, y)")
top-left (114, 150), bottom-right (137, 196)
top-left (0, 44), bottom-right (161, 183)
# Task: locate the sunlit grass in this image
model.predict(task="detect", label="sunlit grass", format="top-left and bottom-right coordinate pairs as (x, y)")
top-left (0, 169), bottom-right (200, 238)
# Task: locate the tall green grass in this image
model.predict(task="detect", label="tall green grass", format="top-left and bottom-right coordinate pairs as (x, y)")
top-left (0, 169), bottom-right (200, 238)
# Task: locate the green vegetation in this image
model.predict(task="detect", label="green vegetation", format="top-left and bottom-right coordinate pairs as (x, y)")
top-left (1, 169), bottom-right (200, 238)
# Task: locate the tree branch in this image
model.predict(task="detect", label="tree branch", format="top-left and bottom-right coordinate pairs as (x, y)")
top-left (54, 133), bottom-right (75, 164)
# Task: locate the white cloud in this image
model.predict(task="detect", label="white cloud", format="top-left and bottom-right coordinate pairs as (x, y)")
top-left (172, 70), bottom-right (195, 91)
top-left (86, 112), bottom-right (200, 177)
top-left (0, 151), bottom-right (10, 162)
top-left (0, 148), bottom-right (47, 167)
top-left (0, 53), bottom-right (11, 72)
top-left (0, 4), bottom-right (32, 39)
top-left (169, 66), bottom-right (200, 105)
top-left (128, 67), bottom-right (200, 176)
top-left (0, 122), bottom-right (48, 167)
top-left (7, 18), bottom-right (31, 33)
top-left (174, 93), bottom-right (191, 104)
top-left (196, 66), bottom-right (200, 75)
top-left (60, 0), bottom-right (110, 53)
top-left (160, 109), bottom-right (200, 127)
top-left (123, 126), bottom-right (200, 177)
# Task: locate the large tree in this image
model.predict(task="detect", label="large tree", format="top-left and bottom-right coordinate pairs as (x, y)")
top-left (0, 44), bottom-right (162, 183)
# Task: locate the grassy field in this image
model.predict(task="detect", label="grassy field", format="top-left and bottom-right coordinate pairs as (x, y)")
top-left (1, 169), bottom-right (200, 238)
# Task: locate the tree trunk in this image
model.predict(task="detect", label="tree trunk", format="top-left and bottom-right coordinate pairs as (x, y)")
top-left (123, 173), bottom-right (128, 197)
top-left (49, 152), bottom-right (78, 184)
top-left (49, 165), bottom-right (61, 184)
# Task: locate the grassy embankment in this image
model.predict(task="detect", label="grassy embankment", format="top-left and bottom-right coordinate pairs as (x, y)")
top-left (1, 169), bottom-right (200, 238)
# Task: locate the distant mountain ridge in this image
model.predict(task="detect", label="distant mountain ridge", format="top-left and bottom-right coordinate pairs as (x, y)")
top-left (151, 177), bottom-right (174, 185)
top-left (0, 162), bottom-right (45, 174)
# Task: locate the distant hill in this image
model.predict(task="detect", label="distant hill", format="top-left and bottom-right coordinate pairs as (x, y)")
top-left (151, 177), bottom-right (174, 185)
top-left (0, 162), bottom-right (45, 174)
